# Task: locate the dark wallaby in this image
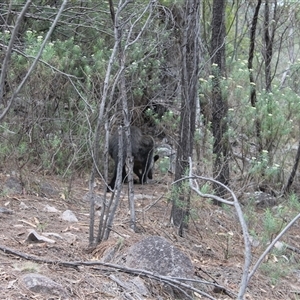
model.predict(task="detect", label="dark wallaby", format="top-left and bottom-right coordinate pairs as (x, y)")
top-left (108, 126), bottom-right (159, 190)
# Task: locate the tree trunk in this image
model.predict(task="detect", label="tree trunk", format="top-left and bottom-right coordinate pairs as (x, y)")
top-left (211, 0), bottom-right (229, 203)
top-left (284, 138), bottom-right (300, 194)
top-left (248, 0), bottom-right (262, 153)
top-left (171, 0), bottom-right (200, 235)
top-left (263, 0), bottom-right (277, 153)
top-left (263, 0), bottom-right (276, 93)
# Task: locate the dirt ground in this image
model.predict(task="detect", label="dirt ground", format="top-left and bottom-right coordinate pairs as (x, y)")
top-left (0, 171), bottom-right (300, 299)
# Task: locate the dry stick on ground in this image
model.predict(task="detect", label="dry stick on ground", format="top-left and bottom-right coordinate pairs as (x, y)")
top-left (0, 244), bottom-right (231, 300)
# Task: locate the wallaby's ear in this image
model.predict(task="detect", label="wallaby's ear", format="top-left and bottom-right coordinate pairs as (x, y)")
top-left (154, 154), bottom-right (159, 162)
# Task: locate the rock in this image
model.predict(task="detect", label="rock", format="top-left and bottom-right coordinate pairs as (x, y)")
top-left (274, 241), bottom-right (285, 251)
top-left (40, 182), bottom-right (59, 197)
top-left (25, 230), bottom-right (56, 244)
top-left (19, 202), bottom-right (29, 210)
top-left (156, 144), bottom-right (176, 173)
top-left (125, 236), bottom-right (194, 299)
top-left (126, 236), bottom-right (194, 278)
top-left (5, 176), bottom-right (23, 194)
top-left (20, 273), bottom-right (67, 297)
top-left (61, 210), bottom-right (78, 222)
top-left (254, 191), bottom-right (277, 208)
top-left (249, 235), bottom-right (260, 248)
top-left (83, 192), bottom-right (103, 210)
top-left (62, 232), bottom-right (77, 244)
top-left (109, 275), bottom-right (149, 297)
top-left (43, 204), bottom-right (60, 213)
top-left (0, 207), bottom-right (13, 214)
top-left (130, 276), bottom-right (149, 296)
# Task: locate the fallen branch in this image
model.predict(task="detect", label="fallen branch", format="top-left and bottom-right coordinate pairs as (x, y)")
top-left (0, 244), bottom-right (235, 299)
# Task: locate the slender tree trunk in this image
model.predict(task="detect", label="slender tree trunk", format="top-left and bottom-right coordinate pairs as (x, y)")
top-left (211, 0), bottom-right (229, 203)
top-left (263, 0), bottom-right (277, 153)
top-left (248, 0), bottom-right (261, 108)
top-left (171, 0), bottom-right (200, 235)
top-left (284, 139), bottom-right (300, 194)
top-left (264, 1), bottom-right (272, 92)
top-left (263, 0), bottom-right (276, 93)
top-left (247, 0), bottom-right (262, 153)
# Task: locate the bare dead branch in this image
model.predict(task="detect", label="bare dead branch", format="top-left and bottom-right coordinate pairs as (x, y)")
top-left (0, 0), bottom-right (32, 105)
top-left (0, 243), bottom-right (222, 300)
top-left (0, 0), bottom-right (68, 122)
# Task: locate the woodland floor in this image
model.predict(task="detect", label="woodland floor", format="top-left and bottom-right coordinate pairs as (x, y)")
top-left (0, 169), bottom-right (300, 300)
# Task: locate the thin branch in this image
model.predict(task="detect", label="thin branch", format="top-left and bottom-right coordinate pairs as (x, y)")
top-left (0, 0), bottom-right (69, 122)
top-left (0, 0), bottom-right (32, 104)
top-left (248, 211), bottom-right (300, 283)
top-left (125, 0), bottom-right (156, 50)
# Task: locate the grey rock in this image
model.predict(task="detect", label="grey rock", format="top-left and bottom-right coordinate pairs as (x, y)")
top-left (5, 176), bottom-right (23, 194)
top-left (83, 192), bottom-right (103, 210)
top-left (249, 235), bottom-right (260, 248)
top-left (0, 207), bottom-right (13, 214)
top-left (156, 144), bottom-right (176, 173)
top-left (61, 210), bottom-right (78, 222)
top-left (109, 275), bottom-right (149, 297)
top-left (21, 273), bottom-right (67, 297)
top-left (62, 232), bottom-right (77, 244)
top-left (40, 182), bottom-right (59, 197)
top-left (43, 204), bottom-right (60, 213)
top-left (19, 202), bottom-right (29, 210)
top-left (126, 236), bottom-right (194, 300)
top-left (254, 191), bottom-right (277, 208)
top-left (25, 230), bottom-right (56, 244)
top-left (130, 277), bottom-right (149, 296)
top-left (126, 236), bottom-right (194, 278)
top-left (42, 232), bottom-right (63, 240)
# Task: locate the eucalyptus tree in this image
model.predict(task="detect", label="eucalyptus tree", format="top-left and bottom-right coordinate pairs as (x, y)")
top-left (210, 0), bottom-right (229, 201)
top-left (171, 0), bottom-right (201, 235)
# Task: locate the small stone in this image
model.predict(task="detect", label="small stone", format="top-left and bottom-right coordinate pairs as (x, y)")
top-left (83, 192), bottom-right (103, 209)
top-left (40, 182), bottom-right (59, 197)
top-left (19, 202), bottom-right (29, 210)
top-left (249, 235), bottom-right (260, 248)
top-left (21, 273), bottom-right (67, 297)
top-left (5, 176), bottom-right (23, 194)
top-left (25, 230), bottom-right (56, 244)
top-left (62, 232), bottom-right (77, 244)
top-left (130, 277), bottom-right (149, 296)
top-left (0, 207), bottom-right (13, 214)
top-left (61, 210), bottom-right (78, 222)
top-left (274, 241), bottom-right (285, 250)
top-left (43, 204), bottom-right (60, 213)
